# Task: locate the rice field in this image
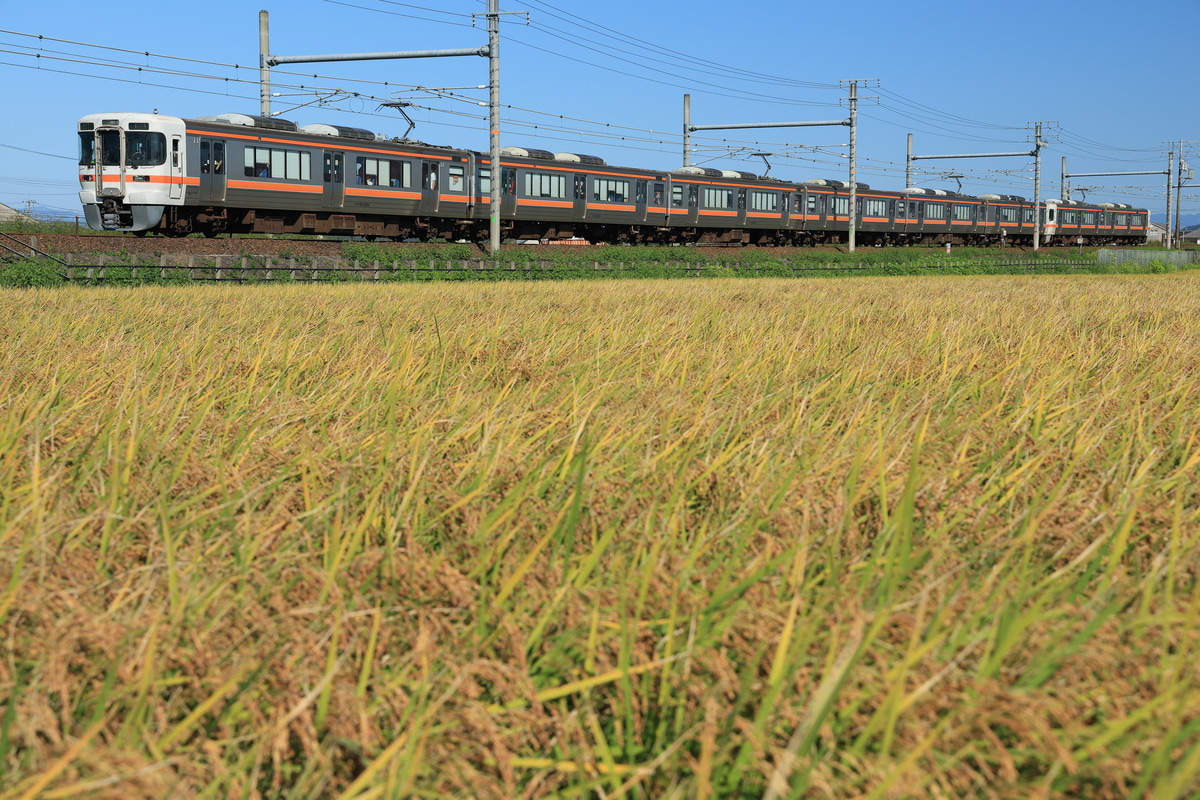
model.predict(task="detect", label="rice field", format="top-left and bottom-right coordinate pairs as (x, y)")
top-left (2, 273), bottom-right (1199, 799)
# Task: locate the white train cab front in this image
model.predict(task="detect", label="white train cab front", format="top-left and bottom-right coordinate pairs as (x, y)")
top-left (77, 112), bottom-right (189, 231)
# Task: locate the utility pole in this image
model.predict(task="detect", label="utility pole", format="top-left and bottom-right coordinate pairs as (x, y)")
top-left (906, 133), bottom-right (913, 188)
top-left (1174, 141), bottom-right (1194, 249)
top-left (259, 11), bottom-right (271, 116)
top-left (487, 0), bottom-right (501, 254)
top-left (1166, 146), bottom-right (1175, 249)
top-left (683, 94), bottom-right (691, 167)
top-left (839, 79), bottom-right (877, 253)
top-left (256, 8), bottom-right (506, 252)
top-left (848, 80), bottom-right (858, 252)
top-left (1033, 122), bottom-right (1044, 251)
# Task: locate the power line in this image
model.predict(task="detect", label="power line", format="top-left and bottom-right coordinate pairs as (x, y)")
top-left (0, 142), bottom-right (75, 160)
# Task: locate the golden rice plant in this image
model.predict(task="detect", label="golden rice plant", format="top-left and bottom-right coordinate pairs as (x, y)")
top-left (1, 273), bottom-right (1199, 798)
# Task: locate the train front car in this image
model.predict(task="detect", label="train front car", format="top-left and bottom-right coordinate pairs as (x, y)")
top-left (77, 113), bottom-right (187, 233)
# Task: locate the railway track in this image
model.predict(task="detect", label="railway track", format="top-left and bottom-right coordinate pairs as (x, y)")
top-left (6, 231), bottom-right (1074, 262)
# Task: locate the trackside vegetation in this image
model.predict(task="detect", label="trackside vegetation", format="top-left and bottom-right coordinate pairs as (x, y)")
top-left (2, 274), bottom-right (1200, 798)
top-left (2, 243), bottom-right (1194, 286)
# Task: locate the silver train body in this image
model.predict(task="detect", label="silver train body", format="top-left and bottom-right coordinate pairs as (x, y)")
top-left (77, 112), bottom-right (1149, 246)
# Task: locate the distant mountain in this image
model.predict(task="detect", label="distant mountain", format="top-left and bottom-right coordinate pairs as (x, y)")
top-left (1152, 212), bottom-right (1200, 229)
top-left (3, 203), bottom-right (81, 223)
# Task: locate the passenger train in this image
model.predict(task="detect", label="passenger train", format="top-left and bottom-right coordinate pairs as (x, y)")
top-left (76, 111), bottom-right (1149, 246)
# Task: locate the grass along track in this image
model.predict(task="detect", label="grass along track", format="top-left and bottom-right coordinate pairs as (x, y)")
top-left (2, 274), bottom-right (1200, 798)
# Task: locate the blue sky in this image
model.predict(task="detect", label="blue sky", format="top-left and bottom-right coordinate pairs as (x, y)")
top-left (2, 0), bottom-right (1196, 223)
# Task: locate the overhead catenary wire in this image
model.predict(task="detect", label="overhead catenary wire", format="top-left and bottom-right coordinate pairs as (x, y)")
top-left (0, 20), bottom-right (1179, 212)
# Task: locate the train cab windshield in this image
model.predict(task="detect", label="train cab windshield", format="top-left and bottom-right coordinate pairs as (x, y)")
top-left (78, 130), bottom-right (166, 167)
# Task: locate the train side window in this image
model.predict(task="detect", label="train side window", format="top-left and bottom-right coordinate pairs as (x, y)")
top-left (793, 194), bottom-right (802, 213)
top-left (594, 178), bottom-right (629, 203)
top-left (653, 183), bottom-right (664, 205)
top-left (751, 191), bottom-right (778, 212)
top-left (806, 195), bottom-right (818, 215)
top-left (383, 160), bottom-right (410, 188)
top-left (448, 165), bottom-right (465, 191)
top-left (636, 181), bottom-right (647, 204)
top-left (200, 141), bottom-right (210, 175)
top-left (672, 186), bottom-right (683, 207)
top-left (524, 171), bottom-right (566, 198)
top-left (245, 147), bottom-right (269, 178)
top-left (356, 157), bottom-right (378, 185)
top-left (286, 151), bottom-right (308, 181)
top-left (703, 188), bottom-right (733, 209)
top-left (478, 167), bottom-right (492, 195)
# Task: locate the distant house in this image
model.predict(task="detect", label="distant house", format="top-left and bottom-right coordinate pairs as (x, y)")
top-left (1147, 221), bottom-right (1169, 244)
top-left (1182, 228), bottom-right (1200, 247)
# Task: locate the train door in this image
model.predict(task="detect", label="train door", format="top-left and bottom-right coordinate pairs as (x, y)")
top-left (807, 190), bottom-right (828, 231)
top-left (573, 174), bottom-right (587, 219)
top-left (476, 163), bottom-right (492, 222)
top-left (322, 151), bottom-right (345, 208)
top-left (464, 155), bottom-right (478, 218)
top-left (635, 180), bottom-right (648, 223)
top-left (736, 188), bottom-right (747, 226)
top-left (420, 162), bottom-right (440, 214)
top-left (169, 136), bottom-right (184, 200)
top-left (94, 126), bottom-right (124, 200)
top-left (500, 168), bottom-right (517, 216)
top-left (198, 138), bottom-right (226, 203)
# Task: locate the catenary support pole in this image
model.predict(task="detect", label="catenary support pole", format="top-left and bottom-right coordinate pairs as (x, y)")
top-left (906, 133), bottom-right (912, 188)
top-left (259, 11), bottom-right (271, 117)
top-left (488, 0), bottom-right (501, 254)
top-left (1033, 123), bottom-right (1043, 251)
top-left (683, 94), bottom-right (691, 167)
top-left (848, 81), bottom-right (858, 252)
top-left (1166, 148), bottom-right (1174, 249)
top-left (1175, 141), bottom-right (1188, 248)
